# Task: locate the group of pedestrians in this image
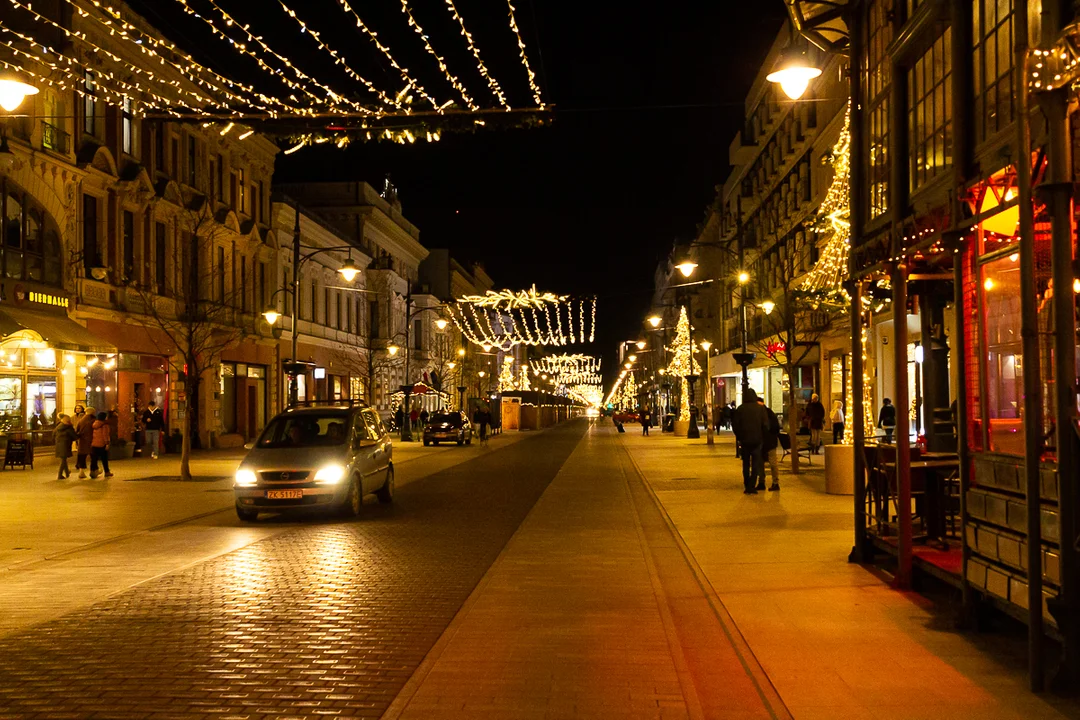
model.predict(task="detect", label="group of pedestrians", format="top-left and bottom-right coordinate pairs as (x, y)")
top-left (53, 405), bottom-right (115, 480)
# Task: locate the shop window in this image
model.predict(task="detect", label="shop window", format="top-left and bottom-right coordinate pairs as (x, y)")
top-left (121, 97), bottom-right (135, 156)
top-left (909, 28), bottom-right (953, 193)
top-left (980, 253), bottom-right (1023, 454)
top-left (83, 71), bottom-right (97, 137)
top-left (972, 0), bottom-right (1014, 146)
top-left (0, 376), bottom-right (23, 433)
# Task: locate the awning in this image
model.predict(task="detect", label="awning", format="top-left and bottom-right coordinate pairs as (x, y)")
top-left (0, 307), bottom-right (117, 354)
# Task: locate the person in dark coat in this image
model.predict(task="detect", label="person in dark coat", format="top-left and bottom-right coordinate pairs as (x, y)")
top-left (731, 389), bottom-right (770, 494)
top-left (878, 398), bottom-right (897, 443)
top-left (54, 414), bottom-right (76, 480)
top-left (641, 407), bottom-right (651, 436)
top-left (757, 397), bottom-right (782, 491)
top-left (75, 405), bottom-right (95, 479)
top-left (805, 393), bottom-right (826, 453)
top-left (419, 409), bottom-right (429, 427)
top-left (141, 400), bottom-right (164, 459)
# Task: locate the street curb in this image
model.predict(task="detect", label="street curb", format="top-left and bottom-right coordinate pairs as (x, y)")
top-left (620, 435), bottom-right (795, 720)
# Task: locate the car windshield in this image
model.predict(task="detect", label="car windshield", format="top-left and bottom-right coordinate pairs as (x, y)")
top-left (430, 413), bottom-right (459, 426)
top-left (256, 413), bottom-right (350, 448)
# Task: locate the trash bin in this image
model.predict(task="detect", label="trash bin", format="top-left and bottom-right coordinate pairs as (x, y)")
top-left (663, 413), bottom-right (675, 432)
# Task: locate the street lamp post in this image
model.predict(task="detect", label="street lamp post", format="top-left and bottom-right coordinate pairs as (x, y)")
top-left (733, 269), bottom-right (755, 400)
top-left (701, 340), bottom-right (714, 445)
top-left (264, 203), bottom-right (361, 407)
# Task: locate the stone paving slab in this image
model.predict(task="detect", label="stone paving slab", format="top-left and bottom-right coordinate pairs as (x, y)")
top-left (617, 427), bottom-right (1080, 720)
top-left (0, 422), bottom-right (586, 718)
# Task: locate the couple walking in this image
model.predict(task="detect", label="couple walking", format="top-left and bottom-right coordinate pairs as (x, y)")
top-left (731, 389), bottom-right (781, 494)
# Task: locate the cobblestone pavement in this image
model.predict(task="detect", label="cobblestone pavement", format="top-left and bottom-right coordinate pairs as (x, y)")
top-left (0, 421), bottom-right (587, 719)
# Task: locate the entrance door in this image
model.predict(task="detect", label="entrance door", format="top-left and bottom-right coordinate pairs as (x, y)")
top-left (27, 376), bottom-right (56, 433)
top-left (246, 385), bottom-right (256, 440)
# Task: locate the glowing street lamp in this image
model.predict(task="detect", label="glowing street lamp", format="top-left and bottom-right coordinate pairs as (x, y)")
top-left (0, 76), bottom-right (39, 112)
top-left (766, 43), bottom-right (822, 100)
top-left (636, 340), bottom-right (646, 349)
top-left (387, 344), bottom-right (400, 356)
top-left (262, 308), bottom-right (280, 325)
top-left (760, 300), bottom-right (776, 315)
top-left (700, 340), bottom-right (712, 353)
top-left (458, 347), bottom-right (466, 357)
top-left (737, 270), bottom-right (751, 285)
top-left (647, 315), bottom-right (662, 328)
top-left (675, 261), bottom-right (698, 278)
top-left (628, 355), bottom-right (637, 362)
top-left (337, 258), bottom-right (360, 282)
top-left (435, 318), bottom-right (449, 330)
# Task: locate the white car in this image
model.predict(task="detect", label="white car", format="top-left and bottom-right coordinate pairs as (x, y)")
top-left (233, 404), bottom-right (394, 521)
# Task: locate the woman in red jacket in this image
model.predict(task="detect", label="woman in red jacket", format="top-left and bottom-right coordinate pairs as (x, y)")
top-left (90, 411), bottom-right (113, 479)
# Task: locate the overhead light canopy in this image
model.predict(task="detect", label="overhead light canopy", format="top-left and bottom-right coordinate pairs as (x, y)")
top-left (766, 43), bottom-right (822, 100)
top-left (0, 76), bottom-right (39, 113)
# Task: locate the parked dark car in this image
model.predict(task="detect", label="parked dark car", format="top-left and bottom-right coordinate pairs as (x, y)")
top-left (423, 411), bottom-right (473, 446)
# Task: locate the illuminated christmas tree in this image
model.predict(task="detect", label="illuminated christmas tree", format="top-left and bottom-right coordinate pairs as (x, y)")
top-left (801, 102), bottom-right (851, 305)
top-left (519, 365), bottom-right (531, 391)
top-left (666, 306), bottom-right (698, 421)
top-left (498, 356), bottom-right (517, 391)
top-left (620, 371), bottom-right (637, 409)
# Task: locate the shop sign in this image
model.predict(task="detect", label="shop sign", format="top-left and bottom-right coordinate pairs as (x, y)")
top-left (765, 341), bottom-right (787, 360)
top-left (4, 283), bottom-right (70, 308)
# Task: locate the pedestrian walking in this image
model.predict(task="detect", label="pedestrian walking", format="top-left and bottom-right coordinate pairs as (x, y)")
top-left (831, 400), bottom-right (845, 445)
top-left (75, 405), bottom-right (95, 478)
top-left (394, 406), bottom-right (404, 432)
top-left (141, 400), bottom-right (164, 459)
top-left (410, 407), bottom-right (419, 432)
top-left (641, 407), bottom-right (651, 436)
top-left (805, 393), bottom-right (826, 453)
top-left (90, 411), bottom-right (113, 479)
top-left (53, 414), bottom-right (76, 480)
top-left (731, 389), bottom-right (770, 494)
top-left (419, 408), bottom-right (429, 428)
top-left (878, 398), bottom-right (897, 444)
top-left (477, 408), bottom-right (490, 445)
top-left (757, 397), bottom-right (781, 491)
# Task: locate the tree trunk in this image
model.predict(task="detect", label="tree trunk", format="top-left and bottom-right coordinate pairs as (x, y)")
top-left (180, 390), bottom-right (192, 482)
top-left (786, 362), bottom-right (801, 475)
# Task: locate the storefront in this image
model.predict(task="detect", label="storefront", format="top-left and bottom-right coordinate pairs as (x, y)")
top-left (0, 287), bottom-right (116, 443)
top-left (221, 342), bottom-right (276, 443)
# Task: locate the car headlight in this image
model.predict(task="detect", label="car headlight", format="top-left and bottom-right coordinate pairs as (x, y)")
top-left (235, 469), bottom-right (258, 487)
top-left (314, 464), bottom-right (346, 484)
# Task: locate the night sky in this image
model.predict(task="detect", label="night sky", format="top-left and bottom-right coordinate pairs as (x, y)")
top-left (129, 0), bottom-right (789, 382)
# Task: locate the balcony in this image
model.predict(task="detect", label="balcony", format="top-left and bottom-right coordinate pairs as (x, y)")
top-left (41, 122), bottom-right (70, 155)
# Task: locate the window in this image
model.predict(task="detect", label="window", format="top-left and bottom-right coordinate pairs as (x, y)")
top-left (171, 137), bottom-right (179, 177)
top-left (83, 193), bottom-right (99, 276)
top-left (209, 157), bottom-right (217, 201)
top-left (142, 217), bottom-right (151, 286)
top-left (83, 71), bottom-right (97, 136)
top-left (238, 168), bottom-right (247, 214)
top-left (187, 136), bottom-right (197, 186)
top-left (241, 256), bottom-right (249, 312)
top-left (230, 172), bottom-right (238, 209)
top-left (344, 293), bottom-right (351, 333)
top-left (310, 279), bottom-right (317, 321)
top-left (254, 180), bottom-right (263, 223)
top-left (217, 246), bottom-right (225, 301)
top-left (217, 154), bottom-right (225, 201)
top-left (257, 262), bottom-right (266, 311)
top-left (370, 300), bottom-right (380, 337)
top-left (123, 210), bottom-right (135, 281)
top-left (864, 0), bottom-right (892, 219)
top-left (121, 97), bottom-right (135, 155)
top-left (155, 222), bottom-right (167, 292)
top-left (908, 27), bottom-right (953, 193)
top-left (972, 0), bottom-right (1014, 145)
top-left (980, 253), bottom-right (1023, 455)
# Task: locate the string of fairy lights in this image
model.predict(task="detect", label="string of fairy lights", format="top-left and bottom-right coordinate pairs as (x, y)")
top-left (447, 288), bottom-right (596, 351)
top-left (2, 0), bottom-right (548, 146)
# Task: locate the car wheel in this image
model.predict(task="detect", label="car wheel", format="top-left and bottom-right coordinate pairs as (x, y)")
top-left (236, 506), bottom-right (259, 522)
top-left (423, 439), bottom-right (430, 446)
top-left (457, 431), bottom-right (464, 446)
top-left (376, 465), bottom-right (394, 504)
top-left (341, 474), bottom-right (362, 518)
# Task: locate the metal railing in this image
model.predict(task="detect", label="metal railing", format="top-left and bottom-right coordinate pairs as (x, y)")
top-left (41, 122), bottom-right (69, 154)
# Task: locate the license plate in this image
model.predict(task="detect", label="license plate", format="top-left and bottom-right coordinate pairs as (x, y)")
top-left (266, 489), bottom-right (303, 500)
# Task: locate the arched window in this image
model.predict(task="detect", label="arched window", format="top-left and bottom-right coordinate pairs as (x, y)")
top-left (0, 179), bottom-right (64, 288)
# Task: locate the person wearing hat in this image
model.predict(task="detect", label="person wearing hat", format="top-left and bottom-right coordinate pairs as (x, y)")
top-left (90, 411), bottom-right (113, 479)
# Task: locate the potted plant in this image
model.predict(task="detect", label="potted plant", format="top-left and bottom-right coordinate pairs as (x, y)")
top-left (108, 438), bottom-right (135, 460)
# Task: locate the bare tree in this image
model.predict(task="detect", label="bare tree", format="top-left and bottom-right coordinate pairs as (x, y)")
top-left (130, 200), bottom-right (250, 481)
top-left (747, 223), bottom-right (834, 474)
top-left (331, 272), bottom-right (402, 406)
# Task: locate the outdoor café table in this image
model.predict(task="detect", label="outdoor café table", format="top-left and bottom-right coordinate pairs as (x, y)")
top-left (883, 459), bottom-right (960, 547)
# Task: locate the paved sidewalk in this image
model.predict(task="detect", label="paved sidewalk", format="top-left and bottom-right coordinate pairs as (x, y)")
top-left (385, 420), bottom-right (787, 720)
top-left (618, 427), bottom-right (1080, 720)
